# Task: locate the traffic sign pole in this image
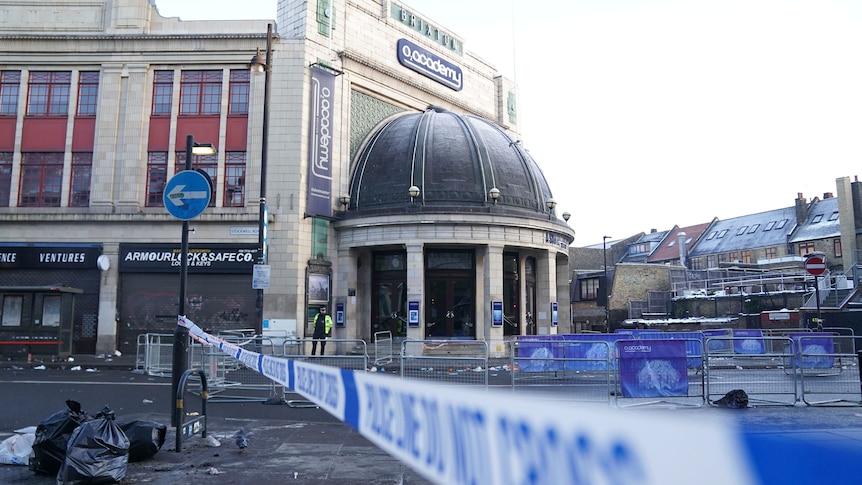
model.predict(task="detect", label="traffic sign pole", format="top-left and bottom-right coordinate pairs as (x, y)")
top-left (805, 254), bottom-right (826, 331)
top-left (172, 136), bottom-right (193, 426)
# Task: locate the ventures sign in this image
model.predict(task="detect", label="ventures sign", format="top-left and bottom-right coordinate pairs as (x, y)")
top-left (0, 245), bottom-right (101, 269)
top-left (397, 38), bottom-right (463, 91)
top-left (307, 66), bottom-right (336, 218)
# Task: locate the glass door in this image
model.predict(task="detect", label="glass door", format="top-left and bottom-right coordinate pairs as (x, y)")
top-left (426, 277), bottom-right (474, 338)
top-left (372, 279), bottom-right (407, 338)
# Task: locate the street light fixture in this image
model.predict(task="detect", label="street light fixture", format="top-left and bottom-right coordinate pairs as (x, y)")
top-left (545, 198), bottom-right (556, 219)
top-left (603, 235), bottom-right (611, 330)
top-left (250, 23), bottom-right (273, 335)
top-left (409, 185), bottom-right (420, 204)
top-left (171, 134), bottom-right (216, 426)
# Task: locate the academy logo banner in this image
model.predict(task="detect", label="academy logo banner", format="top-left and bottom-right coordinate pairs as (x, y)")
top-left (618, 339), bottom-right (688, 398)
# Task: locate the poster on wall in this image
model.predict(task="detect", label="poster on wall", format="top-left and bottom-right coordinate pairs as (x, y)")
top-left (492, 301), bottom-right (503, 327)
top-left (408, 301), bottom-right (419, 327)
top-left (336, 302), bottom-right (345, 327)
top-left (551, 302), bottom-right (558, 327)
top-left (308, 273), bottom-right (330, 303)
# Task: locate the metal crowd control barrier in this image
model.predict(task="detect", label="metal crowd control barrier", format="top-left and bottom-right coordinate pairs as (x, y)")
top-left (135, 333), bottom-right (177, 376)
top-left (705, 336), bottom-right (798, 406)
top-left (612, 338), bottom-right (705, 408)
top-left (193, 334), bottom-right (282, 403)
top-left (401, 340), bottom-right (488, 387)
top-left (797, 335), bottom-right (861, 406)
top-left (373, 331), bottom-right (393, 366)
top-left (510, 339), bottom-right (613, 404)
top-left (279, 338), bottom-right (369, 369)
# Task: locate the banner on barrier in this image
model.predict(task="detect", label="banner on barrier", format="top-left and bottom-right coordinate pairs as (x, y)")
top-left (618, 339), bottom-right (688, 398)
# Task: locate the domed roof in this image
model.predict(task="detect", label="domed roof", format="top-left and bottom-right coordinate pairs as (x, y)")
top-left (347, 107), bottom-right (556, 220)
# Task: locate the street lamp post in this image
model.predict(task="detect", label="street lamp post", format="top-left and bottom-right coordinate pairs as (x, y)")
top-left (603, 236), bottom-right (611, 330)
top-left (250, 23), bottom-right (273, 335)
top-left (170, 134), bottom-right (216, 426)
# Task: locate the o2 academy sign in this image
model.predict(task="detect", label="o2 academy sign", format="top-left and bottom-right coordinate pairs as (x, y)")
top-left (397, 38), bottom-right (463, 91)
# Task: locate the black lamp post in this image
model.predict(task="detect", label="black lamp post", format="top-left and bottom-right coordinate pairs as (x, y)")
top-left (170, 134), bottom-right (216, 426)
top-left (250, 23), bottom-right (272, 335)
top-left (603, 235), bottom-right (611, 330)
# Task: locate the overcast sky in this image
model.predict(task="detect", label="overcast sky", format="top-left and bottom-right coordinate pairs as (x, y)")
top-left (155, 0), bottom-right (862, 247)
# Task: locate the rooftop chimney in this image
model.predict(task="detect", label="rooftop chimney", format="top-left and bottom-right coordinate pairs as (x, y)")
top-left (795, 193), bottom-right (809, 224)
top-left (677, 231), bottom-right (687, 267)
top-left (824, 192), bottom-right (833, 199)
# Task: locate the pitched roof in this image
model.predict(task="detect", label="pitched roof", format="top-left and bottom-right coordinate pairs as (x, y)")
top-left (688, 206), bottom-right (797, 256)
top-left (788, 197), bottom-right (840, 243)
top-left (619, 230), bottom-right (670, 263)
top-left (648, 221), bottom-right (713, 263)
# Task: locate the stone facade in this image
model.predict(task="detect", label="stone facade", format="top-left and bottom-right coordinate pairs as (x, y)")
top-left (0, 0), bottom-right (572, 356)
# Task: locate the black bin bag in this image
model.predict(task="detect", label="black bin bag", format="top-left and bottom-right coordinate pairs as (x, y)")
top-left (119, 420), bottom-right (166, 462)
top-left (57, 406), bottom-right (130, 485)
top-left (29, 400), bottom-right (91, 475)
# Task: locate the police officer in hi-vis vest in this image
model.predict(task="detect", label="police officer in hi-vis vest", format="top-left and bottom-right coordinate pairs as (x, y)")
top-left (311, 306), bottom-right (333, 355)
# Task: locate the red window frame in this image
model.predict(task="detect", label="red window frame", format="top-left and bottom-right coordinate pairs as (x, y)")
top-left (0, 152), bottom-right (12, 207)
top-left (69, 152), bottom-right (92, 207)
top-left (145, 152), bottom-right (168, 207)
top-left (224, 152), bottom-right (246, 207)
top-left (26, 71), bottom-right (71, 117)
top-left (152, 70), bottom-right (174, 116)
top-left (18, 152), bottom-right (63, 207)
top-left (76, 72), bottom-right (99, 117)
top-left (228, 70), bottom-right (250, 116)
top-left (180, 70), bottom-right (222, 116)
top-left (0, 71), bottom-right (21, 116)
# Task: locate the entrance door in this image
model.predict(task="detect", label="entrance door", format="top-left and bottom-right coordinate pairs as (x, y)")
top-left (372, 279), bottom-right (407, 338)
top-left (426, 277), bottom-right (474, 338)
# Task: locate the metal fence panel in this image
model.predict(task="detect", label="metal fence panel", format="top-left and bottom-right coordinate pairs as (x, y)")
top-left (612, 338), bottom-right (705, 408)
top-left (797, 335), bottom-right (861, 406)
top-left (401, 340), bottom-right (488, 387)
top-left (197, 335), bottom-right (280, 403)
top-left (134, 333), bottom-right (176, 377)
top-left (279, 338), bottom-right (368, 370)
top-left (705, 336), bottom-right (798, 406)
top-left (373, 331), bottom-right (393, 365)
top-left (510, 340), bottom-right (613, 404)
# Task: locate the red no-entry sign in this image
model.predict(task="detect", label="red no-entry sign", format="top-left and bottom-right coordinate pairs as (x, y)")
top-left (805, 256), bottom-right (827, 276)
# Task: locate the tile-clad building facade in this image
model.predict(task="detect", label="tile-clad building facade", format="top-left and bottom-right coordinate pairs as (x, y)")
top-left (0, 0), bottom-right (573, 357)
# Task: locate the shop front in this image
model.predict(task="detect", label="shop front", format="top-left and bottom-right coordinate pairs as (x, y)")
top-left (0, 244), bottom-right (104, 357)
top-left (116, 243), bottom-right (258, 354)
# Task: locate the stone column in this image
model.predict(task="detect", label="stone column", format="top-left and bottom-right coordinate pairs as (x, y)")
top-left (406, 243), bottom-right (424, 340)
top-left (483, 244), bottom-right (505, 357)
top-left (336, 247), bottom-right (358, 339)
top-left (536, 250), bottom-right (558, 335)
top-left (96, 243), bottom-right (120, 354)
top-left (556, 251), bottom-right (571, 334)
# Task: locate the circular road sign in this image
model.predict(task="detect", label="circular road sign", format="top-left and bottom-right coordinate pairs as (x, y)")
top-left (804, 256), bottom-right (827, 276)
top-left (164, 170), bottom-right (212, 220)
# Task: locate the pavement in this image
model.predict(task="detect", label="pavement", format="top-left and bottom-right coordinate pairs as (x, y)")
top-left (0, 353), bottom-right (431, 484)
top-left (2, 352), bottom-right (862, 484)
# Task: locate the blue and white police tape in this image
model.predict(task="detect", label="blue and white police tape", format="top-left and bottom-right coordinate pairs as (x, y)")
top-left (178, 316), bottom-right (859, 485)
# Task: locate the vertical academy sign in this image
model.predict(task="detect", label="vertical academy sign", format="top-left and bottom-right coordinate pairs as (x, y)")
top-left (307, 66), bottom-right (336, 218)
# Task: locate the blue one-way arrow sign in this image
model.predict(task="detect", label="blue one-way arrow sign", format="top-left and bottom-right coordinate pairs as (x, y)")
top-left (164, 170), bottom-right (212, 220)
